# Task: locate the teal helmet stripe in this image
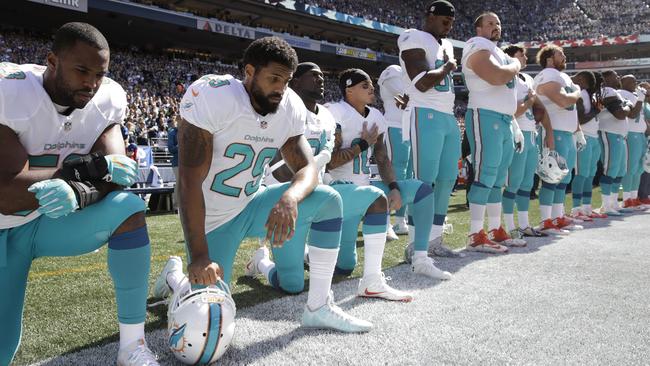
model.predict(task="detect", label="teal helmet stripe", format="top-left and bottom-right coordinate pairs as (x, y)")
top-left (198, 303), bottom-right (222, 364)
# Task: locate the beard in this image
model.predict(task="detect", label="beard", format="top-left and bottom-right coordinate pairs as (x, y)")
top-left (251, 81), bottom-right (282, 115)
top-left (54, 71), bottom-right (94, 109)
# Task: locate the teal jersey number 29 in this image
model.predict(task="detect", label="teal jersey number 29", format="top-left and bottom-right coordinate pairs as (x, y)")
top-left (211, 143), bottom-right (278, 197)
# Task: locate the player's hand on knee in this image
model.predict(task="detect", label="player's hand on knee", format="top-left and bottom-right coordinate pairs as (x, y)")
top-left (387, 189), bottom-right (402, 211)
top-left (28, 179), bottom-right (79, 218)
top-left (104, 154), bottom-right (138, 186)
top-left (188, 255), bottom-right (222, 285)
top-left (265, 194), bottom-right (298, 247)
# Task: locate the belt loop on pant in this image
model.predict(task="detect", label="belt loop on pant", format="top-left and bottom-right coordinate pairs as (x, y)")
top-left (0, 229), bottom-right (8, 268)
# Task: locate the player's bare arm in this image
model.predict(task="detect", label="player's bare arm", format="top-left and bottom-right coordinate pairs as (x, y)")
top-left (177, 118), bottom-right (222, 285)
top-left (603, 96), bottom-right (630, 120)
top-left (401, 48), bottom-right (456, 93)
top-left (0, 125), bottom-right (55, 214)
top-left (514, 89), bottom-right (536, 118)
top-left (327, 121), bottom-right (378, 169)
top-left (627, 97), bottom-right (643, 119)
top-left (576, 97), bottom-right (598, 125)
top-left (373, 134), bottom-right (402, 211)
top-left (537, 81), bottom-right (581, 109)
top-left (532, 98), bottom-right (555, 150)
top-left (264, 134), bottom-right (317, 247)
top-left (467, 50), bottom-right (520, 86)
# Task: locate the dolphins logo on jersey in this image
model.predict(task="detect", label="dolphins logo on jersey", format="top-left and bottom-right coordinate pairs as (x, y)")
top-left (260, 120), bottom-right (268, 129)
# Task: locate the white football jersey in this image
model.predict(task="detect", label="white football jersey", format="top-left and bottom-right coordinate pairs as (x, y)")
top-left (579, 89), bottom-right (599, 138)
top-left (397, 29), bottom-right (455, 114)
top-left (514, 73), bottom-right (537, 132)
top-left (461, 37), bottom-right (517, 116)
top-left (326, 101), bottom-right (388, 186)
top-left (598, 87), bottom-right (628, 136)
top-left (378, 65), bottom-right (405, 128)
top-left (533, 68), bottom-right (579, 132)
top-left (0, 63), bottom-right (126, 229)
top-left (180, 74), bottom-right (306, 233)
top-left (261, 103), bottom-right (336, 185)
top-left (619, 89), bottom-right (645, 133)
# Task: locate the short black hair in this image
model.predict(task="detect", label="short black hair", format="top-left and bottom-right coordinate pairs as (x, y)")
top-left (602, 70), bottom-right (616, 79)
top-left (474, 12), bottom-right (498, 28)
top-left (242, 36), bottom-right (298, 72)
top-left (503, 44), bottom-right (525, 57)
top-left (52, 22), bottom-right (109, 54)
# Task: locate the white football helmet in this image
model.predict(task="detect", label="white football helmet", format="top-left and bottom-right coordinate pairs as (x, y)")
top-left (167, 280), bottom-right (236, 365)
top-left (643, 149), bottom-right (650, 174)
top-left (536, 148), bottom-right (569, 184)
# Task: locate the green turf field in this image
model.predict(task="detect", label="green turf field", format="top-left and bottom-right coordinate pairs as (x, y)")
top-left (14, 188), bottom-right (603, 365)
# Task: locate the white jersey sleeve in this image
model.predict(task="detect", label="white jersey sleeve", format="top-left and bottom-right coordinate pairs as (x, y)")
top-left (180, 74), bottom-right (239, 134)
top-left (397, 29), bottom-right (425, 52)
top-left (619, 89), bottom-right (646, 133)
top-left (378, 65), bottom-right (405, 127)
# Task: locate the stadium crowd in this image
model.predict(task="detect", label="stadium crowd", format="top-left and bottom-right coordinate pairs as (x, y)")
top-left (273, 0), bottom-right (650, 41)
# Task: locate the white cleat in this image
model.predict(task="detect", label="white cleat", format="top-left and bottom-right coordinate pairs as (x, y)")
top-left (244, 246), bottom-right (270, 277)
top-left (386, 225), bottom-right (399, 241)
top-left (152, 256), bottom-right (182, 299)
top-left (411, 256), bottom-right (452, 280)
top-left (393, 221), bottom-right (409, 235)
top-left (357, 273), bottom-right (414, 302)
top-left (302, 293), bottom-right (373, 333)
top-left (117, 339), bottom-right (159, 366)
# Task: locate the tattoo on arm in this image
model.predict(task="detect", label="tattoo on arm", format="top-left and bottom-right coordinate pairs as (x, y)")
top-left (327, 129), bottom-right (362, 170)
top-left (179, 119), bottom-right (212, 168)
top-left (281, 135), bottom-right (311, 173)
top-left (373, 135), bottom-right (396, 184)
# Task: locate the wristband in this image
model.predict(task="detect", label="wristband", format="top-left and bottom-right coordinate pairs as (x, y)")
top-left (356, 139), bottom-right (370, 152)
top-left (388, 181), bottom-right (400, 191)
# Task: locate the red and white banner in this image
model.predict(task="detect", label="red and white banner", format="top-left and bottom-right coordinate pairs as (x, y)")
top-left (515, 33), bottom-right (640, 49)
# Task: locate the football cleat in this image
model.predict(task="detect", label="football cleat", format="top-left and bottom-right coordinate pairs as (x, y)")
top-left (466, 230), bottom-right (508, 253)
top-left (302, 293), bottom-right (373, 333)
top-left (488, 226), bottom-right (526, 247)
top-left (386, 225), bottom-right (399, 241)
top-left (569, 208), bottom-right (592, 222)
top-left (411, 256), bottom-right (452, 280)
top-left (589, 211), bottom-right (608, 219)
top-left (404, 237), bottom-right (464, 263)
top-left (640, 198), bottom-right (650, 205)
top-left (518, 226), bottom-right (548, 237)
top-left (393, 221), bottom-right (409, 235)
top-left (244, 246), bottom-right (270, 277)
top-left (153, 256), bottom-right (183, 299)
top-left (623, 198), bottom-right (646, 211)
top-left (357, 273), bottom-right (414, 302)
top-left (117, 339), bottom-right (159, 366)
top-left (536, 219), bottom-right (570, 235)
top-left (556, 216), bottom-right (583, 231)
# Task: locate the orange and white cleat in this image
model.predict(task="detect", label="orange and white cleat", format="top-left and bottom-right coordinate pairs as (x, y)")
top-left (466, 229), bottom-right (508, 253)
top-left (487, 226), bottom-right (526, 247)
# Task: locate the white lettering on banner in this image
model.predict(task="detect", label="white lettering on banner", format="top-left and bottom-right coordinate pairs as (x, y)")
top-left (27, 0), bottom-right (88, 12)
top-left (197, 20), bottom-right (255, 40)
